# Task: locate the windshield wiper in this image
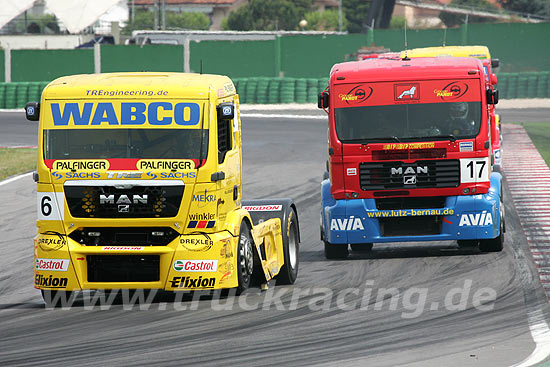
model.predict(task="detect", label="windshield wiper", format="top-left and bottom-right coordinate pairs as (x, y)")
top-left (406, 134), bottom-right (457, 142)
top-left (342, 136), bottom-right (401, 143)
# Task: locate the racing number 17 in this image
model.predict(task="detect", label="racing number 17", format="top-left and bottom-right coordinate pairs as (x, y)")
top-left (466, 160), bottom-right (486, 179)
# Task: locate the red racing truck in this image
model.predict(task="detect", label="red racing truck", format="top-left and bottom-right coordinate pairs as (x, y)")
top-left (318, 57), bottom-right (504, 259)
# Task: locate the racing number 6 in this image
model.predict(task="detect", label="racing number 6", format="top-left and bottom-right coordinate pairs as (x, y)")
top-left (466, 160), bottom-right (486, 179)
top-left (41, 196), bottom-right (52, 217)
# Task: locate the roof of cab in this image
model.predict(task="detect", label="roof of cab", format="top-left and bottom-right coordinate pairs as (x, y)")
top-left (399, 45), bottom-right (491, 60)
top-left (330, 56), bottom-right (483, 84)
top-left (42, 72), bottom-right (235, 100)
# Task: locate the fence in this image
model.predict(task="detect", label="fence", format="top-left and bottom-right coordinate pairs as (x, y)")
top-left (1, 72), bottom-right (548, 109)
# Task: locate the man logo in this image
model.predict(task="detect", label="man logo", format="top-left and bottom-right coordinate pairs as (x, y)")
top-left (403, 175), bottom-right (417, 185)
top-left (100, 194), bottom-right (148, 205)
top-left (391, 166), bottom-right (428, 175)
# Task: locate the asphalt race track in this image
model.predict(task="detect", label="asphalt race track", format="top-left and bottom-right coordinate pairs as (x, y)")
top-left (1, 108), bottom-right (550, 366)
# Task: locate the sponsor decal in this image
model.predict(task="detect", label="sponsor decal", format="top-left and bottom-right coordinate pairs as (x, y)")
top-left (394, 83), bottom-right (420, 101)
top-left (169, 276), bottom-right (216, 289)
top-left (434, 81), bottom-right (469, 100)
top-left (220, 240), bottom-right (233, 258)
top-left (35, 258), bottom-right (70, 271)
top-left (53, 160), bottom-right (109, 170)
top-left (330, 217), bottom-right (365, 231)
top-left (189, 213), bottom-right (215, 221)
top-left (146, 171), bottom-right (196, 179)
top-left (459, 212), bottom-right (493, 227)
top-left (192, 190), bottom-right (216, 202)
top-left (53, 171), bottom-right (102, 180)
top-left (366, 208), bottom-right (455, 218)
top-left (173, 260), bottom-right (218, 272)
top-left (224, 83), bottom-right (235, 94)
top-left (187, 220), bottom-right (215, 229)
top-left (85, 89), bottom-right (168, 97)
top-left (346, 168), bottom-right (357, 176)
top-left (242, 205), bottom-right (283, 212)
top-left (107, 172), bottom-right (142, 179)
top-left (50, 102), bottom-right (200, 126)
top-left (138, 160), bottom-right (195, 170)
top-left (390, 165), bottom-right (428, 176)
top-left (339, 84), bottom-right (373, 104)
top-left (35, 274), bottom-right (68, 288)
top-left (383, 142), bottom-right (435, 150)
top-left (180, 237), bottom-right (214, 252)
top-left (100, 194), bottom-right (148, 205)
top-left (459, 141), bottom-right (474, 152)
top-left (37, 235), bottom-right (66, 247)
top-left (102, 246), bottom-right (145, 251)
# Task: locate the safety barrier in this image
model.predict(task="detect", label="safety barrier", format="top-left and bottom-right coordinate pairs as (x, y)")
top-left (0, 73), bottom-right (548, 108)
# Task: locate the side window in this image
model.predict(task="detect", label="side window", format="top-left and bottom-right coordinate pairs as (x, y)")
top-left (217, 103), bottom-right (234, 164)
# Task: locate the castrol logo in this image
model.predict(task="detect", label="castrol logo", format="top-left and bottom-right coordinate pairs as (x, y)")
top-left (35, 258), bottom-right (70, 272)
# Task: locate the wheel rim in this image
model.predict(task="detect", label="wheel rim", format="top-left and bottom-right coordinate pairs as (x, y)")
top-left (288, 224), bottom-right (297, 269)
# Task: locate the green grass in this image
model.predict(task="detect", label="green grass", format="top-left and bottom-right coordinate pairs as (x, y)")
top-left (0, 148), bottom-right (37, 181)
top-left (507, 122), bottom-right (550, 166)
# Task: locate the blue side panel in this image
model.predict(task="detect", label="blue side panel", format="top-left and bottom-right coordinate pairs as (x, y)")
top-left (321, 173), bottom-right (502, 245)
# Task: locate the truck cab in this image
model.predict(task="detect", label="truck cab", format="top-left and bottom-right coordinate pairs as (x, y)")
top-left (27, 72), bottom-right (299, 305)
top-left (319, 57), bottom-right (504, 259)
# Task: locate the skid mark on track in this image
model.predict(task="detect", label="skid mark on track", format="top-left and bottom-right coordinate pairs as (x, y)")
top-left (503, 124), bottom-right (550, 366)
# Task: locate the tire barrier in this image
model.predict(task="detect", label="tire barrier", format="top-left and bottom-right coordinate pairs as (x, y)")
top-left (0, 73), bottom-right (549, 109)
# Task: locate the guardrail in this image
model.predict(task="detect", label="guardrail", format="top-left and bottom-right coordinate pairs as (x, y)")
top-left (0, 73), bottom-right (548, 109)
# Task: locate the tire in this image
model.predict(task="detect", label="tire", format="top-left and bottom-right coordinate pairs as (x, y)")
top-left (276, 208), bottom-right (299, 285)
top-left (324, 241), bottom-right (349, 259)
top-left (479, 197), bottom-right (505, 253)
top-left (41, 290), bottom-right (73, 308)
top-left (350, 243), bottom-right (373, 252)
top-left (236, 222), bottom-right (255, 294)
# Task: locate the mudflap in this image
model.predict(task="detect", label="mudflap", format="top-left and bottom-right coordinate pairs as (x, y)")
top-left (242, 199), bottom-right (300, 285)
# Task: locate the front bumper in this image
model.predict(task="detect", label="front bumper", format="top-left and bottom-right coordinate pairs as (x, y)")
top-left (34, 231), bottom-right (239, 291)
top-left (321, 173), bottom-right (502, 244)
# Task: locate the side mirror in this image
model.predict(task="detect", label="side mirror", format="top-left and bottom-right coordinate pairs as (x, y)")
top-left (25, 102), bottom-right (40, 121)
top-left (491, 58), bottom-right (499, 68)
top-left (490, 73), bottom-right (498, 86)
top-left (318, 91), bottom-right (329, 109)
top-left (486, 89), bottom-right (499, 105)
top-left (217, 102), bottom-right (234, 120)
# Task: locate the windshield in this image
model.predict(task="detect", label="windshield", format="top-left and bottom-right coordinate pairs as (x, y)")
top-left (334, 102), bottom-right (481, 143)
top-left (44, 128), bottom-right (208, 160)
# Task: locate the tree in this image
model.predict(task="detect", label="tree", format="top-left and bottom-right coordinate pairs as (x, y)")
top-left (303, 10), bottom-right (348, 31)
top-left (343, 0), bottom-right (370, 33)
top-left (439, 0), bottom-right (499, 27)
top-left (224, 0), bottom-right (313, 31)
top-left (123, 10), bottom-right (209, 34)
top-left (497, 0), bottom-right (548, 16)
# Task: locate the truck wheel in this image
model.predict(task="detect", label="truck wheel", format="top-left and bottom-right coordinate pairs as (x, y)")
top-left (41, 290), bottom-right (73, 308)
top-left (276, 208), bottom-right (299, 285)
top-left (479, 199), bottom-right (505, 253)
top-left (351, 243), bottom-right (373, 252)
top-left (236, 222), bottom-right (255, 294)
top-left (324, 242), bottom-right (349, 260)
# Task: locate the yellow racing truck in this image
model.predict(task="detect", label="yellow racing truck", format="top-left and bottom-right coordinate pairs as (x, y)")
top-left (26, 72), bottom-right (299, 306)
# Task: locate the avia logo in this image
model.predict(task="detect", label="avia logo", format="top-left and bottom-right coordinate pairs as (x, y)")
top-left (330, 217), bottom-right (364, 231)
top-left (146, 171), bottom-right (158, 179)
top-left (192, 190), bottom-right (216, 202)
top-left (50, 102), bottom-right (200, 126)
top-left (52, 171), bottom-right (63, 180)
top-left (459, 211), bottom-right (493, 226)
top-left (391, 166), bottom-right (428, 175)
top-left (394, 83), bottom-right (420, 101)
top-left (99, 194), bottom-right (148, 204)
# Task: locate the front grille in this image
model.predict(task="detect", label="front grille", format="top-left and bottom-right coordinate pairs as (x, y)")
top-left (359, 160), bottom-right (459, 190)
top-left (87, 255), bottom-right (160, 282)
top-left (380, 216), bottom-right (442, 236)
top-left (376, 196), bottom-right (447, 210)
top-left (65, 185), bottom-right (184, 218)
top-left (372, 148), bottom-right (446, 161)
top-left (69, 227), bottom-right (179, 246)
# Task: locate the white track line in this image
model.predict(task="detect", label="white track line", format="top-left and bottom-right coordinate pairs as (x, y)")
top-left (0, 172), bottom-right (33, 186)
top-left (241, 113), bottom-right (326, 119)
top-left (504, 124), bottom-right (550, 367)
